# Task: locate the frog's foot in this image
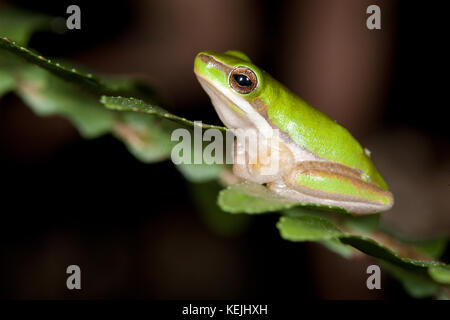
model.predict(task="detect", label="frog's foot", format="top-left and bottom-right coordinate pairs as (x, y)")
top-left (232, 161), bottom-right (283, 184)
top-left (232, 136), bottom-right (295, 184)
top-left (267, 161), bottom-right (394, 215)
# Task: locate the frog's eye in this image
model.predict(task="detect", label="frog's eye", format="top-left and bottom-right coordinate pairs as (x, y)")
top-left (229, 67), bottom-right (258, 94)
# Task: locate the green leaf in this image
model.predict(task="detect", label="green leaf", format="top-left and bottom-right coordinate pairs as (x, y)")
top-left (0, 37), bottom-right (159, 101)
top-left (102, 96), bottom-right (229, 168)
top-left (218, 181), bottom-right (351, 215)
top-left (15, 65), bottom-right (115, 138)
top-left (0, 69), bottom-right (15, 97)
top-left (218, 181), bottom-right (300, 214)
top-left (172, 133), bottom-right (228, 182)
top-left (113, 111), bottom-right (174, 162)
top-left (0, 37), bottom-right (98, 88)
top-left (320, 239), bottom-right (355, 258)
top-left (218, 182), bottom-right (449, 287)
top-left (341, 214), bottom-right (380, 233)
top-left (428, 266), bottom-right (450, 285)
top-left (0, 7), bottom-right (52, 45)
top-left (0, 37), bottom-right (224, 163)
top-left (273, 192), bottom-right (449, 299)
top-left (0, 37), bottom-right (177, 155)
top-left (381, 262), bottom-right (440, 299)
top-left (277, 216), bottom-right (448, 283)
top-left (101, 96), bottom-right (226, 131)
top-left (277, 216), bottom-right (343, 241)
top-left (102, 95), bottom-right (230, 170)
top-left (338, 236), bottom-right (439, 270)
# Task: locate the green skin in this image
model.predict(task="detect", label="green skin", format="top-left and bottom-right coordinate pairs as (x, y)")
top-left (194, 50), bottom-right (393, 214)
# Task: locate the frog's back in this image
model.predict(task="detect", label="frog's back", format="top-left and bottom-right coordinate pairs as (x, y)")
top-left (262, 82), bottom-right (388, 190)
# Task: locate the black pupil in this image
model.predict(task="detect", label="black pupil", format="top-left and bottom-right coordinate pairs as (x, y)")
top-left (233, 74), bottom-right (252, 87)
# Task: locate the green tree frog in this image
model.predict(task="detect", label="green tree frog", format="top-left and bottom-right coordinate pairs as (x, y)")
top-left (194, 50), bottom-right (393, 215)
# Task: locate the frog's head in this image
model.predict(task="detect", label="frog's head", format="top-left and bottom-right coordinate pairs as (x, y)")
top-left (194, 50), bottom-right (273, 135)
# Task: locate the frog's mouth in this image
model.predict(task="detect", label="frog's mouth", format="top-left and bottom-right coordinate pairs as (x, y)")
top-left (195, 72), bottom-right (273, 137)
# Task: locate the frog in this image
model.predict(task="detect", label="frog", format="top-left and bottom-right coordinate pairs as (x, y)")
top-left (194, 50), bottom-right (393, 215)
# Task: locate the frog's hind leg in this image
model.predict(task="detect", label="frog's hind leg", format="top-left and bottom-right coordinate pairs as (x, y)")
top-left (267, 161), bottom-right (394, 215)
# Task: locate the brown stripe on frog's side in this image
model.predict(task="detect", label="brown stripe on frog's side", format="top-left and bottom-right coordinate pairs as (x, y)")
top-left (198, 54), bottom-right (233, 75)
top-left (250, 98), bottom-right (268, 114)
top-left (251, 98), bottom-right (286, 137)
top-left (296, 161), bottom-right (363, 181)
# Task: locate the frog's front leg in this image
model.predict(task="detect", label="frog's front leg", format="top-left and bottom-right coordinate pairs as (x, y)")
top-left (267, 161), bottom-right (394, 215)
top-left (232, 133), bottom-right (295, 184)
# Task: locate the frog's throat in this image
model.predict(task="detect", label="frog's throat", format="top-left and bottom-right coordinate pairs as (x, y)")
top-left (195, 73), bottom-right (273, 138)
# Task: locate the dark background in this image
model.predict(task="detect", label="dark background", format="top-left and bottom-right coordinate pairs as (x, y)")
top-left (0, 0), bottom-right (448, 299)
